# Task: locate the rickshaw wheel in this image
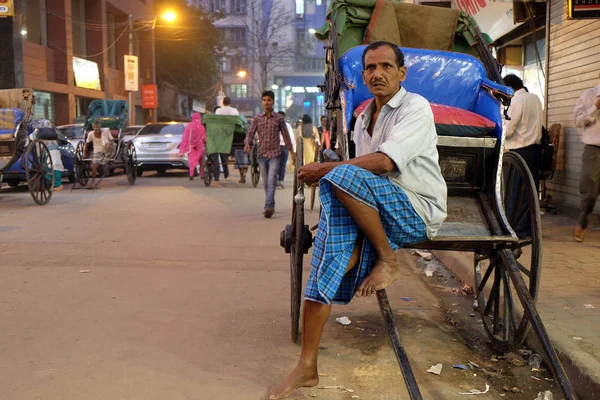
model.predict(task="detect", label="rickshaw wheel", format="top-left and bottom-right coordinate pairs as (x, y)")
top-left (251, 145), bottom-right (259, 188)
top-left (290, 137), bottom-right (306, 343)
top-left (74, 141), bottom-right (89, 187)
top-left (25, 139), bottom-right (53, 205)
top-left (251, 166), bottom-right (260, 187)
top-left (203, 155), bottom-right (212, 186)
top-left (125, 141), bottom-right (137, 185)
top-left (474, 152), bottom-right (542, 352)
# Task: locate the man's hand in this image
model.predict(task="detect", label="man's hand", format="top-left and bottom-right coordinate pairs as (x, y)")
top-left (289, 151), bottom-right (296, 166)
top-left (595, 98), bottom-right (600, 110)
top-left (244, 144), bottom-right (250, 153)
top-left (298, 162), bottom-right (333, 185)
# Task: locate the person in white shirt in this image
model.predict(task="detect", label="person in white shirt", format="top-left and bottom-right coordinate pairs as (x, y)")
top-left (85, 119), bottom-right (114, 187)
top-left (503, 74), bottom-right (544, 191)
top-left (573, 78), bottom-right (600, 242)
top-left (268, 41), bottom-right (447, 400)
top-left (215, 97), bottom-right (240, 116)
top-left (276, 111), bottom-right (296, 189)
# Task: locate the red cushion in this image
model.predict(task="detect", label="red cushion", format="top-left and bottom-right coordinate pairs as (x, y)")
top-left (354, 99), bottom-right (496, 137)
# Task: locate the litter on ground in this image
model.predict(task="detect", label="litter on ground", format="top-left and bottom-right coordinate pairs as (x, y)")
top-left (458, 383), bottom-right (490, 395)
top-left (335, 316), bottom-right (351, 326)
top-left (427, 364), bottom-right (443, 375)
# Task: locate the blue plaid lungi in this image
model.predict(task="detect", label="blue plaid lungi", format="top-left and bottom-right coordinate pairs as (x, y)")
top-left (304, 164), bottom-right (427, 305)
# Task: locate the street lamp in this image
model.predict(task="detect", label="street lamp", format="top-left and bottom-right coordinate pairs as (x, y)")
top-left (308, 28), bottom-right (316, 34)
top-left (128, 11), bottom-right (177, 126)
top-left (237, 70), bottom-right (247, 78)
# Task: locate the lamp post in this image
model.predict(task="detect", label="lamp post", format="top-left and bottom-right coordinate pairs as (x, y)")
top-left (128, 15), bottom-right (134, 126)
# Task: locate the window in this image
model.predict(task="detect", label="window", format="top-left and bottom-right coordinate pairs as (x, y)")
top-left (25, 0), bottom-right (47, 46)
top-left (229, 84), bottom-right (248, 99)
top-left (295, 57), bottom-right (325, 72)
top-left (107, 13), bottom-right (117, 68)
top-left (208, 0), bottom-right (227, 12)
top-left (295, 0), bottom-right (305, 17)
top-left (231, 0), bottom-right (247, 13)
top-left (223, 28), bottom-right (246, 47)
top-left (138, 124), bottom-right (186, 135)
top-left (71, 0), bottom-right (87, 56)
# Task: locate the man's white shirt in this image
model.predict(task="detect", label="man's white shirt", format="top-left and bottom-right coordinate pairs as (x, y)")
top-left (280, 122), bottom-right (296, 151)
top-left (504, 88), bottom-right (543, 150)
top-left (216, 106), bottom-right (240, 116)
top-left (574, 84), bottom-right (600, 146)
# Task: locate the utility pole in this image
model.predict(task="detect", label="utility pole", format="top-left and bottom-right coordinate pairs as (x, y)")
top-left (128, 14), bottom-right (134, 126)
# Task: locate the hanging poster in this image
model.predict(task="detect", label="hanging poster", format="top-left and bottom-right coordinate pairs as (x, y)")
top-left (124, 55), bottom-right (139, 91)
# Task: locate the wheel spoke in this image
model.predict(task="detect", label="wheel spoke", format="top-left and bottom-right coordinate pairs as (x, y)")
top-left (478, 260), bottom-right (496, 293)
top-left (492, 268), bottom-right (501, 335)
top-left (511, 201), bottom-right (530, 232)
top-left (517, 261), bottom-right (531, 277)
top-left (484, 274), bottom-right (500, 317)
top-left (501, 270), bottom-right (519, 333)
top-left (503, 164), bottom-right (515, 208)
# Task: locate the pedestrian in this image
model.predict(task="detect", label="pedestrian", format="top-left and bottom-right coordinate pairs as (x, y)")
top-left (503, 74), bottom-right (544, 189)
top-left (277, 111), bottom-right (296, 189)
top-left (30, 119), bottom-right (64, 191)
top-left (298, 114), bottom-right (320, 166)
top-left (209, 106), bottom-right (229, 181)
top-left (317, 115), bottom-right (331, 154)
top-left (179, 112), bottom-right (206, 181)
top-left (268, 41), bottom-right (447, 399)
top-left (215, 97), bottom-right (239, 116)
top-left (573, 75), bottom-right (600, 242)
top-left (244, 90), bottom-right (295, 218)
top-left (85, 119), bottom-right (114, 188)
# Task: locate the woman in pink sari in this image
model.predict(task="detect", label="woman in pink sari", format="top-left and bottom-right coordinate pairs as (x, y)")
top-left (179, 112), bottom-right (206, 180)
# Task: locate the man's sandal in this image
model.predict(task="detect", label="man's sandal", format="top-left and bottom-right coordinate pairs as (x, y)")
top-left (573, 225), bottom-right (586, 242)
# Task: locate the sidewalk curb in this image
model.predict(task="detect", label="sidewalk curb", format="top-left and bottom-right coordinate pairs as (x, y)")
top-left (431, 250), bottom-right (600, 400)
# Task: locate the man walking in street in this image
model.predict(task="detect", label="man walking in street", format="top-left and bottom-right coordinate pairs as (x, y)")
top-left (244, 91), bottom-right (295, 218)
top-left (277, 111), bottom-right (296, 189)
top-left (317, 115), bottom-right (331, 155)
top-left (211, 98), bottom-right (240, 180)
top-left (216, 97), bottom-right (239, 116)
top-left (503, 74), bottom-right (544, 190)
top-left (573, 77), bottom-right (600, 242)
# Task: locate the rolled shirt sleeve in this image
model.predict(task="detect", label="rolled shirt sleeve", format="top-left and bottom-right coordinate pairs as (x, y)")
top-left (376, 96), bottom-right (436, 173)
top-left (574, 91), bottom-right (597, 128)
top-left (245, 118), bottom-right (258, 146)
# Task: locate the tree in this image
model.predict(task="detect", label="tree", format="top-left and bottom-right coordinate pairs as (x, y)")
top-left (154, 0), bottom-right (223, 103)
top-left (245, 0), bottom-right (295, 92)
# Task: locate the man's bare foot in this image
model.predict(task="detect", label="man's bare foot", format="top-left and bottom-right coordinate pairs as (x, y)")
top-left (574, 224), bottom-right (586, 242)
top-left (355, 257), bottom-right (400, 297)
top-left (267, 363), bottom-right (319, 400)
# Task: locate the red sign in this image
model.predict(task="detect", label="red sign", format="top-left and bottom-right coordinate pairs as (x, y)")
top-left (142, 84), bottom-right (157, 109)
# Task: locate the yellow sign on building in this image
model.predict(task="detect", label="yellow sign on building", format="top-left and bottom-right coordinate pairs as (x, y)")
top-left (0, 0), bottom-right (14, 18)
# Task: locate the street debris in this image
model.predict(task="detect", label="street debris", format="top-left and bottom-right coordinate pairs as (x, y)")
top-left (518, 349), bottom-right (533, 358)
top-left (415, 250), bottom-right (433, 260)
top-left (468, 360), bottom-right (480, 369)
top-left (427, 364), bottom-right (443, 375)
top-left (584, 304), bottom-right (595, 309)
top-left (352, 396), bottom-right (359, 400)
top-left (510, 387), bottom-right (521, 393)
top-left (318, 373), bottom-right (328, 377)
top-left (461, 284), bottom-right (474, 295)
top-left (317, 385), bottom-right (354, 393)
top-left (458, 383), bottom-right (489, 395)
top-left (508, 354), bottom-right (527, 367)
top-left (535, 390), bottom-right (554, 400)
top-left (490, 356), bottom-right (499, 363)
top-left (424, 263), bottom-right (437, 277)
top-left (528, 354), bottom-right (542, 369)
top-left (401, 297), bottom-right (413, 301)
top-left (356, 327), bottom-right (365, 331)
top-left (79, 270), bottom-right (91, 273)
top-left (335, 317), bottom-right (351, 326)
top-left (573, 336), bottom-right (583, 341)
top-left (453, 364), bottom-right (469, 370)
top-left (531, 376), bottom-right (542, 381)
top-left (472, 300), bottom-right (479, 310)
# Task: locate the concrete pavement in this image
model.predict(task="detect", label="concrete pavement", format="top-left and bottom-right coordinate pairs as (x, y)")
top-left (434, 213), bottom-right (600, 399)
top-left (0, 172), bottom-right (557, 399)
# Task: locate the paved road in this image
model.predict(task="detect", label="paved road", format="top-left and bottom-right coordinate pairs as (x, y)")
top-left (0, 172), bottom-right (555, 399)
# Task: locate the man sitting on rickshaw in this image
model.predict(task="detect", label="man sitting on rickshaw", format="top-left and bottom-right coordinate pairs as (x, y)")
top-left (269, 41), bottom-right (448, 399)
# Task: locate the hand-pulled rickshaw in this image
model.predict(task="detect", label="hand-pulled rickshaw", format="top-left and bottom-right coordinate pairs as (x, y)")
top-left (279, 1), bottom-right (577, 398)
top-left (202, 114), bottom-right (251, 186)
top-left (72, 100), bottom-right (137, 189)
top-left (0, 89), bottom-right (58, 205)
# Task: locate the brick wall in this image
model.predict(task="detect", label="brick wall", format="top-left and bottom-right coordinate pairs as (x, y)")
top-left (546, 0), bottom-right (600, 210)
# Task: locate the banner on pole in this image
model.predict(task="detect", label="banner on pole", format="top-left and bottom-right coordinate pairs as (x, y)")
top-left (0, 0), bottom-right (14, 17)
top-left (124, 55), bottom-right (139, 91)
top-left (142, 84), bottom-right (158, 109)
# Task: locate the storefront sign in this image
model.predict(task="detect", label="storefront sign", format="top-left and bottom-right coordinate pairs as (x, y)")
top-left (451, 0), bottom-right (523, 42)
top-left (142, 84), bottom-right (157, 109)
top-left (124, 55), bottom-right (139, 91)
top-left (0, 0), bottom-right (14, 17)
top-left (568, 0), bottom-right (600, 19)
top-left (72, 57), bottom-right (101, 90)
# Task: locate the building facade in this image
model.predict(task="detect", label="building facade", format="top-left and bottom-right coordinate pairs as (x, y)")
top-left (0, 0), bottom-right (156, 126)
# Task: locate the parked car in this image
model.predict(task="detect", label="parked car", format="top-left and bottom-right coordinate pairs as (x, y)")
top-left (131, 122), bottom-right (189, 176)
top-left (2, 120), bottom-right (76, 187)
top-left (57, 123), bottom-right (85, 149)
top-left (122, 125), bottom-right (144, 143)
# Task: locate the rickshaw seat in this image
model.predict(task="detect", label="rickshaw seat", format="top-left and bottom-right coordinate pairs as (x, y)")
top-left (339, 46), bottom-right (513, 140)
top-left (0, 108), bottom-right (24, 140)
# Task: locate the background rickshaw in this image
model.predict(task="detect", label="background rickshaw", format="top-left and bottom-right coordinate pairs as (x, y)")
top-left (0, 88), bottom-right (59, 205)
top-left (279, 1), bottom-right (576, 398)
top-left (72, 100), bottom-right (137, 189)
top-left (202, 114), bottom-right (248, 186)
